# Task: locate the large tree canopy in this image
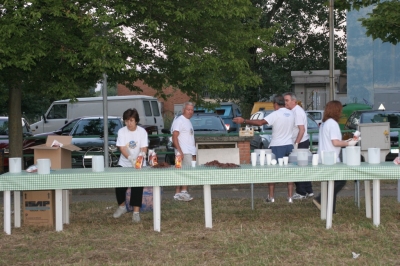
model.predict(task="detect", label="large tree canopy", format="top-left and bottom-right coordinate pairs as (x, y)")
top-left (211, 0), bottom-right (347, 108)
top-left (0, 0), bottom-right (288, 159)
top-left (337, 0), bottom-right (400, 44)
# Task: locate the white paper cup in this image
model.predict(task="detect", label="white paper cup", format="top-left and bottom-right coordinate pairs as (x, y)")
top-left (278, 158), bottom-right (283, 166)
top-left (312, 154), bottom-right (319, 166)
top-left (9, 157), bottom-right (22, 173)
top-left (271, 159), bottom-right (277, 165)
top-left (283, 156), bottom-right (289, 165)
top-left (191, 161), bottom-right (196, 167)
top-left (92, 155), bottom-right (105, 172)
top-left (266, 154), bottom-right (272, 165)
top-left (251, 152), bottom-right (257, 166)
top-left (259, 150), bottom-right (266, 163)
top-left (37, 159), bottom-right (51, 174)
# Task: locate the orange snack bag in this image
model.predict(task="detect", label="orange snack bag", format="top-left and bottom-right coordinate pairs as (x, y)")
top-left (148, 149), bottom-right (158, 166)
top-left (135, 154), bottom-right (143, 169)
top-left (151, 154), bottom-right (158, 166)
top-left (175, 152), bottom-right (182, 168)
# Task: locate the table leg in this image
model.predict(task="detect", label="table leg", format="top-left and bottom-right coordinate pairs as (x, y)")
top-left (204, 185), bottom-right (212, 228)
top-left (251, 183), bottom-right (254, 210)
top-left (62, 190), bottom-right (70, 224)
top-left (153, 186), bottom-right (161, 232)
top-left (326, 180), bottom-right (334, 229)
top-left (4, 191), bottom-right (11, 235)
top-left (373, 179), bottom-right (380, 227)
top-left (365, 181), bottom-right (372, 218)
top-left (320, 181), bottom-right (327, 220)
top-left (398, 180), bottom-right (400, 202)
top-left (55, 189), bottom-right (63, 232)
top-left (14, 191), bottom-right (21, 228)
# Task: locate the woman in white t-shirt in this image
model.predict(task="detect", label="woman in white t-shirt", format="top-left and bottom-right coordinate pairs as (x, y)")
top-left (112, 108), bottom-right (148, 223)
top-left (313, 101), bottom-right (359, 214)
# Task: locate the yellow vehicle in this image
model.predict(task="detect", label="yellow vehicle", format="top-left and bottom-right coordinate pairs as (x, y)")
top-left (251, 102), bottom-right (274, 114)
top-left (251, 100), bottom-right (303, 114)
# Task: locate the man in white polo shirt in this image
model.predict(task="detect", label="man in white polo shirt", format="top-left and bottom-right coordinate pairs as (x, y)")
top-left (283, 92), bottom-right (314, 200)
top-left (233, 95), bottom-right (295, 203)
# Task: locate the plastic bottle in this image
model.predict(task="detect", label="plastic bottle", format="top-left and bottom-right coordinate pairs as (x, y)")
top-left (175, 151), bottom-right (182, 168)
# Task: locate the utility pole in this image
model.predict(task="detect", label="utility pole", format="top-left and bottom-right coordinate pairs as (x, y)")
top-left (329, 0), bottom-right (335, 101)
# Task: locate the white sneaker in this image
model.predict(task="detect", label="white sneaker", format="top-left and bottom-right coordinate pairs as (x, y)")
top-left (175, 192), bottom-right (193, 201)
top-left (113, 206), bottom-right (127, 218)
top-left (132, 212), bottom-right (141, 223)
top-left (265, 196), bottom-right (275, 203)
top-left (307, 193), bottom-right (314, 198)
top-left (292, 193), bottom-right (307, 200)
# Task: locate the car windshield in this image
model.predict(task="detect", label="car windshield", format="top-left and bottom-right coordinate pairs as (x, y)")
top-left (307, 111), bottom-right (322, 120)
top-left (0, 119), bottom-right (8, 135)
top-left (307, 116), bottom-right (319, 128)
top-left (190, 116), bottom-right (225, 131)
top-left (361, 112), bottom-right (400, 128)
top-left (60, 119), bottom-right (80, 134)
top-left (73, 119), bottom-right (120, 136)
top-left (0, 118), bottom-right (29, 135)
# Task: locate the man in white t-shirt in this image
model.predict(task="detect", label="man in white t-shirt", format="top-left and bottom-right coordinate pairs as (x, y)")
top-left (284, 92), bottom-right (314, 200)
top-left (233, 95), bottom-right (295, 203)
top-left (171, 102), bottom-right (197, 201)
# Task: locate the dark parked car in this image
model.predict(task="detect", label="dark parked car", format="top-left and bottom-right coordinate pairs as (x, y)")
top-left (343, 110), bottom-right (400, 160)
top-left (33, 116), bottom-right (160, 167)
top-left (193, 102), bottom-right (242, 133)
top-left (249, 110), bottom-right (319, 151)
top-left (0, 117), bottom-right (35, 168)
top-left (163, 113), bottom-right (228, 164)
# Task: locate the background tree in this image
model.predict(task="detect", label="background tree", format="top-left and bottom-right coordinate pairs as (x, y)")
top-left (211, 0), bottom-right (347, 114)
top-left (0, 0), bottom-right (288, 160)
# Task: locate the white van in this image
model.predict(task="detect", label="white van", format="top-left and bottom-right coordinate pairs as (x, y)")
top-left (30, 95), bottom-right (164, 134)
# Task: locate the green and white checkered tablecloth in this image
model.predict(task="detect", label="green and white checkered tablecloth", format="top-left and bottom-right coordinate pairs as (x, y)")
top-left (0, 162), bottom-right (399, 191)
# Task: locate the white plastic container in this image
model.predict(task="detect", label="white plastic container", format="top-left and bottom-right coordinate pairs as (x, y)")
top-left (297, 151), bottom-right (309, 166)
top-left (346, 146), bottom-right (361, 166)
top-left (9, 157), bottom-right (22, 173)
top-left (368, 148), bottom-right (380, 164)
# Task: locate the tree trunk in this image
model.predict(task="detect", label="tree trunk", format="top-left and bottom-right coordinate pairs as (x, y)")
top-left (8, 80), bottom-right (23, 166)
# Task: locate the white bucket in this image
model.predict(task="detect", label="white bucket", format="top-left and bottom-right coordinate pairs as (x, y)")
top-left (346, 146), bottom-right (361, 166)
top-left (9, 157), bottom-right (22, 173)
top-left (92, 155), bottom-right (105, 172)
top-left (37, 159), bottom-right (51, 174)
top-left (368, 148), bottom-right (381, 164)
top-left (322, 151), bottom-right (335, 165)
top-left (297, 151), bottom-right (308, 166)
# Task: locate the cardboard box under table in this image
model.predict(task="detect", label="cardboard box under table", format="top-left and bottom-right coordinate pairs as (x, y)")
top-left (23, 190), bottom-right (55, 227)
top-left (30, 136), bottom-right (80, 226)
top-left (30, 135), bottom-right (81, 169)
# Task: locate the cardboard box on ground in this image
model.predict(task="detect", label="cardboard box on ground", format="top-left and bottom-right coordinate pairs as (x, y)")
top-left (24, 136), bottom-right (81, 226)
top-left (23, 191), bottom-right (55, 227)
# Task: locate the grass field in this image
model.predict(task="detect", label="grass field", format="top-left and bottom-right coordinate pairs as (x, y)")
top-left (1, 196), bottom-right (400, 265)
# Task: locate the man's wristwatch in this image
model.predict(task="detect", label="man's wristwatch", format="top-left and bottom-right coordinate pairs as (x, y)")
top-left (243, 119), bottom-right (246, 124)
